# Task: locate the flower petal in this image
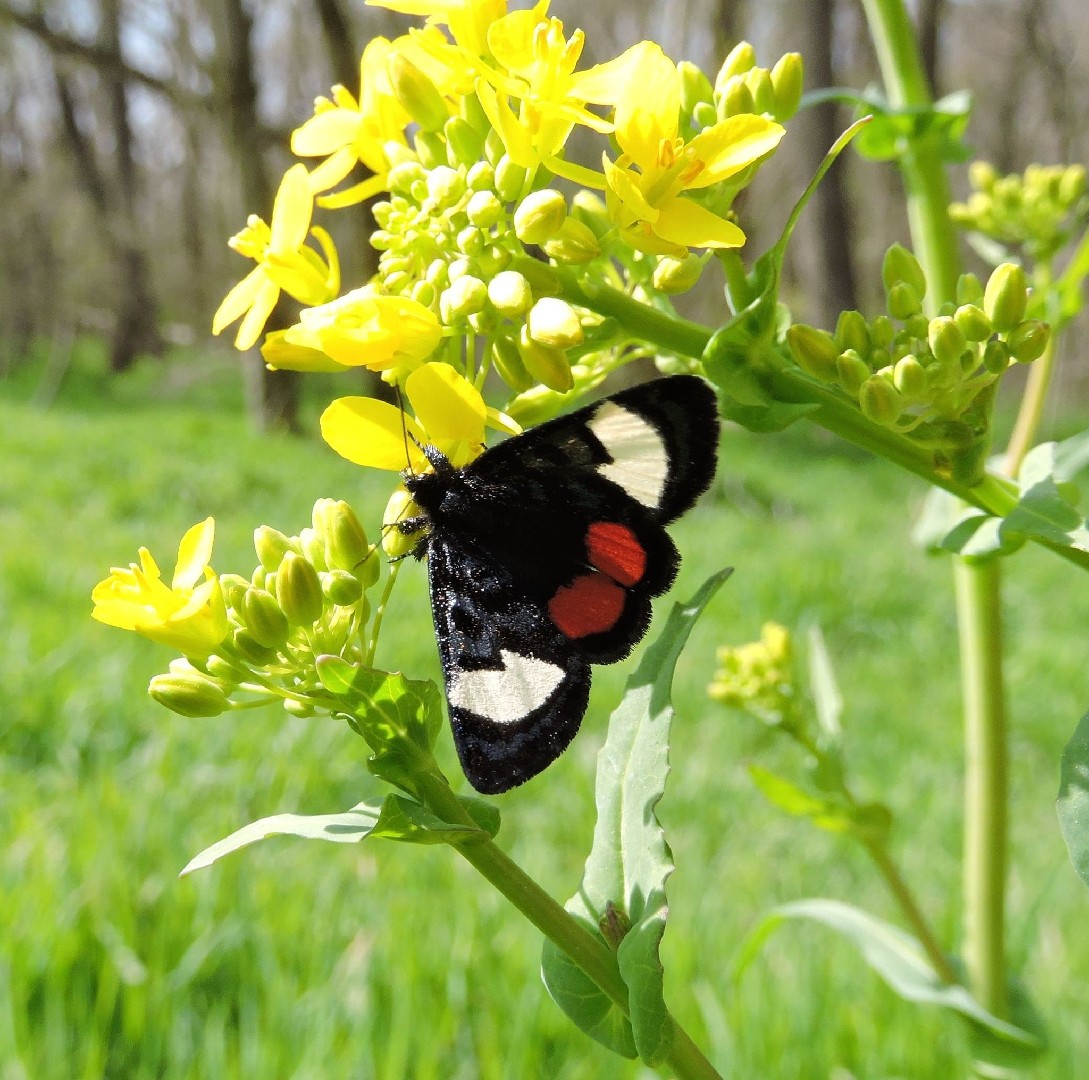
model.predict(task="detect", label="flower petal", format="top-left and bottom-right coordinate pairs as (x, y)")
top-left (653, 197), bottom-right (747, 249)
top-left (269, 164), bottom-right (314, 253)
top-left (173, 518), bottom-right (216, 590)
top-left (320, 396), bottom-right (427, 471)
top-left (683, 114), bottom-right (785, 188)
top-left (405, 362), bottom-right (486, 445)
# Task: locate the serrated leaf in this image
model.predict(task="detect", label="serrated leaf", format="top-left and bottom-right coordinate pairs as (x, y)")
top-left (181, 800), bottom-right (385, 875)
top-left (1004, 443), bottom-right (1089, 551)
top-left (542, 570), bottom-right (732, 1063)
top-left (1057, 707), bottom-right (1089, 887)
top-left (736, 899), bottom-right (1043, 1051)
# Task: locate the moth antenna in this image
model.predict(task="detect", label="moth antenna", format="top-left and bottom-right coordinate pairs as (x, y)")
top-left (395, 385), bottom-right (415, 477)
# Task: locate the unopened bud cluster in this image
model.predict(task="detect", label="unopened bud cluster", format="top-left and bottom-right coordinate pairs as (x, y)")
top-left (150, 500), bottom-right (380, 718)
top-left (707, 622), bottom-right (797, 726)
top-left (787, 245), bottom-right (1050, 447)
top-left (950, 161), bottom-right (1088, 261)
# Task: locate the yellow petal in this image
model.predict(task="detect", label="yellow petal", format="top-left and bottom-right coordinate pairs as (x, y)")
top-left (320, 396), bottom-right (427, 471)
top-left (683, 114), bottom-right (785, 188)
top-left (653, 197), bottom-right (746, 249)
top-left (234, 278), bottom-right (280, 350)
top-left (262, 330), bottom-right (350, 373)
top-left (291, 109), bottom-right (363, 157)
top-left (269, 164), bottom-right (314, 253)
top-left (405, 362), bottom-right (486, 444)
top-left (612, 43), bottom-right (678, 171)
top-left (173, 518), bottom-right (216, 590)
top-left (212, 267), bottom-right (264, 336)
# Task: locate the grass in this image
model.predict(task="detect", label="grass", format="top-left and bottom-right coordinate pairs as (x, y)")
top-left (1, 345), bottom-right (1087, 1078)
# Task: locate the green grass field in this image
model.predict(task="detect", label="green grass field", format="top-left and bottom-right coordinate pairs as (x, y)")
top-left (2, 348), bottom-right (1086, 1078)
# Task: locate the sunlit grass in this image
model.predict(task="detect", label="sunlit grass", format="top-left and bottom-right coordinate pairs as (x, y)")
top-left (1, 350), bottom-right (1086, 1077)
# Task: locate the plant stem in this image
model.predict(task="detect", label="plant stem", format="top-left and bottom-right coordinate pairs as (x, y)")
top-left (954, 559), bottom-right (1009, 1018)
top-left (1004, 333), bottom-right (1056, 477)
top-left (413, 772), bottom-right (724, 1080)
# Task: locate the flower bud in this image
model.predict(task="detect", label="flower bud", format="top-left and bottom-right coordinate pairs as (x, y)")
top-left (527, 297), bottom-right (584, 350)
top-left (518, 327), bottom-right (574, 392)
top-left (488, 270), bottom-right (533, 317)
top-left (571, 190), bottom-right (611, 238)
top-left (953, 304), bottom-right (992, 342)
top-left (382, 489), bottom-right (424, 559)
top-left (149, 671), bottom-right (229, 717)
top-left (745, 68), bottom-right (775, 115)
top-left (956, 272), bottom-right (985, 307)
top-left (425, 164), bottom-right (463, 207)
top-left (787, 323), bottom-right (839, 381)
top-left (882, 243), bottom-right (927, 298)
top-left (541, 217), bottom-right (600, 263)
top-left (514, 189), bottom-right (568, 245)
top-left (323, 569), bottom-right (364, 606)
top-left (241, 587), bottom-right (289, 649)
top-left (984, 263), bottom-right (1028, 332)
top-left (495, 155), bottom-right (528, 202)
top-left (254, 526), bottom-right (295, 571)
top-left (969, 160), bottom-right (997, 193)
top-left (231, 628), bottom-right (278, 666)
top-left (928, 316), bottom-right (967, 367)
top-left (444, 116), bottom-right (484, 166)
top-left (414, 130), bottom-right (446, 170)
top-left (484, 128), bottom-right (505, 166)
top-left (276, 551), bottom-right (324, 626)
top-left (389, 53), bottom-right (448, 132)
top-left (834, 309), bottom-right (870, 353)
top-left (387, 161), bottom-right (428, 195)
top-left (716, 41), bottom-right (757, 90)
top-left (220, 573), bottom-right (249, 612)
top-left (466, 189), bottom-right (503, 228)
top-left (692, 101), bottom-right (718, 129)
top-left (859, 376), bottom-right (902, 424)
top-left (456, 225), bottom-right (485, 256)
top-left (870, 315), bottom-right (894, 349)
top-left (893, 354), bottom-right (927, 400)
top-left (466, 160), bottom-right (495, 191)
top-left (982, 338), bottom-right (1010, 374)
top-left (204, 654), bottom-right (248, 683)
top-left (490, 335), bottom-right (534, 392)
top-left (770, 52), bottom-right (803, 121)
top-left (469, 308), bottom-right (497, 334)
top-left (904, 313), bottom-right (930, 340)
top-left (298, 527), bottom-right (327, 571)
top-left (925, 354), bottom-right (960, 390)
top-left (1059, 164), bottom-right (1086, 204)
top-left (719, 76), bottom-right (755, 118)
top-left (507, 255), bottom-right (562, 296)
top-left (679, 60), bottom-right (714, 113)
top-left (1006, 320), bottom-right (1049, 363)
top-left (652, 253), bottom-right (704, 294)
top-left (886, 281), bottom-right (921, 320)
top-left (440, 275), bottom-right (488, 322)
top-left (836, 349), bottom-right (871, 394)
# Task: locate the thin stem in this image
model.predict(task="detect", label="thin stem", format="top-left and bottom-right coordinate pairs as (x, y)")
top-left (1004, 334), bottom-right (1056, 477)
top-left (365, 558), bottom-right (401, 666)
top-left (412, 773), bottom-right (725, 1080)
top-left (954, 559), bottom-right (1009, 1018)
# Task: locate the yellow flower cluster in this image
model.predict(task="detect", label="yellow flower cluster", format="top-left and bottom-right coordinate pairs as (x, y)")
top-left (707, 622), bottom-right (796, 725)
top-left (210, 0), bottom-right (795, 472)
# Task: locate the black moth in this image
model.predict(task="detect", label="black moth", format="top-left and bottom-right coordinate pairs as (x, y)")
top-left (402, 374), bottom-right (720, 794)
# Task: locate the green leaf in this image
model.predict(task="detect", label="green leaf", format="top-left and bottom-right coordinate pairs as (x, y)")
top-left (1004, 442), bottom-right (1089, 551)
top-left (852, 91), bottom-right (972, 163)
top-left (370, 793), bottom-right (498, 843)
top-left (807, 624), bottom-right (842, 741)
top-left (747, 764), bottom-right (852, 832)
top-left (1057, 707), bottom-right (1089, 887)
top-left (718, 398), bottom-right (820, 434)
top-left (1052, 429), bottom-right (1089, 482)
top-left (736, 899), bottom-right (1043, 1052)
top-left (542, 570), bottom-right (732, 1063)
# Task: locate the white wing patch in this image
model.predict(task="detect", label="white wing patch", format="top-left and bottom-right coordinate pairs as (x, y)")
top-left (448, 650), bottom-right (566, 724)
top-left (588, 402), bottom-right (668, 509)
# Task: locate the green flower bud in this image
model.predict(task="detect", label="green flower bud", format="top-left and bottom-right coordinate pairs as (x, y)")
top-left (466, 160), bottom-right (495, 191)
top-left (904, 313), bottom-right (930, 340)
top-left (276, 551), bottom-right (324, 626)
top-left (925, 354), bottom-right (960, 390)
top-left (770, 53), bottom-right (804, 122)
top-left (495, 155), bottom-right (528, 202)
top-left (477, 244), bottom-right (510, 277)
top-left (834, 309), bottom-right (870, 353)
top-left (387, 161), bottom-right (428, 195)
top-left (414, 130), bottom-right (446, 170)
top-left (652, 253), bottom-right (704, 294)
top-left (220, 573), bottom-right (249, 612)
top-left (969, 160), bottom-right (997, 193)
top-left (425, 165), bottom-right (463, 207)
top-left (716, 41), bottom-right (757, 89)
top-left (507, 255), bottom-right (561, 296)
top-left (953, 304), bottom-right (992, 342)
top-left (720, 76), bottom-right (755, 118)
top-left (231, 628), bottom-right (278, 666)
top-left (298, 527), bottom-right (327, 571)
top-left (887, 281), bottom-right (922, 320)
top-left (1006, 320), bottom-right (1050, 363)
top-left (518, 327), bottom-right (574, 392)
top-left (253, 526), bottom-right (295, 571)
top-left (527, 298), bottom-right (584, 350)
top-left (984, 263), bottom-right (1028, 332)
top-left (490, 335), bottom-right (534, 392)
top-left (440, 275), bottom-right (488, 321)
top-left (411, 280), bottom-right (436, 307)
top-left (787, 323), bottom-right (839, 381)
top-left (241, 587), bottom-right (289, 649)
top-left (283, 699), bottom-right (315, 718)
top-left (982, 338), bottom-right (1011, 374)
top-left (859, 376), bottom-right (903, 424)
top-left (466, 189), bottom-right (503, 228)
top-left (484, 128), bottom-right (505, 166)
top-left (488, 270), bottom-right (533, 317)
top-left (444, 116), bottom-right (484, 166)
top-left (692, 101), bottom-right (718, 129)
top-left (514, 189), bottom-right (568, 244)
top-left (870, 315), bottom-right (895, 349)
top-left (149, 671), bottom-right (229, 717)
top-left (1059, 164), bottom-right (1086, 204)
top-left (382, 489), bottom-right (423, 560)
top-left (956, 272), bottom-right (985, 306)
top-left (836, 349), bottom-right (871, 394)
top-left (679, 60), bottom-right (714, 112)
top-left (389, 53), bottom-right (448, 132)
top-left (882, 243), bottom-right (927, 298)
top-left (571, 190), bottom-right (610, 238)
top-left (468, 308), bottom-right (498, 334)
top-left (323, 569), bottom-right (364, 607)
top-left (893, 354), bottom-right (927, 400)
top-left (928, 316), bottom-right (967, 366)
top-left (204, 654), bottom-right (248, 683)
top-left (541, 217), bottom-right (601, 263)
top-left (456, 225), bottom-right (485, 256)
top-left (745, 68), bottom-right (775, 115)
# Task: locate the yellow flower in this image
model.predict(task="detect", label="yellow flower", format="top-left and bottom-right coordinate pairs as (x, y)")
top-left (320, 361), bottom-right (518, 471)
top-left (212, 164), bottom-right (340, 349)
top-left (366, 0), bottom-right (507, 56)
top-left (601, 43), bottom-right (785, 256)
top-left (281, 286), bottom-right (443, 373)
top-left (475, 10), bottom-right (635, 170)
top-left (290, 36), bottom-right (416, 208)
top-left (92, 519), bottom-right (229, 657)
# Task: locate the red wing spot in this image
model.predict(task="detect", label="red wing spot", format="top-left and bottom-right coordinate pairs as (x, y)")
top-left (549, 573), bottom-right (626, 639)
top-left (586, 521), bottom-right (646, 587)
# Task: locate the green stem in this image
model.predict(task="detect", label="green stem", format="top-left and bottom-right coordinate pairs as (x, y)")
top-left (413, 772), bottom-right (724, 1080)
top-left (954, 559), bottom-right (1009, 1018)
top-left (1004, 331), bottom-right (1056, 478)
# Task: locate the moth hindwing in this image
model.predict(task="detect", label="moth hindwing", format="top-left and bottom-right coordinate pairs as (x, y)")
top-left (404, 374), bottom-right (720, 794)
